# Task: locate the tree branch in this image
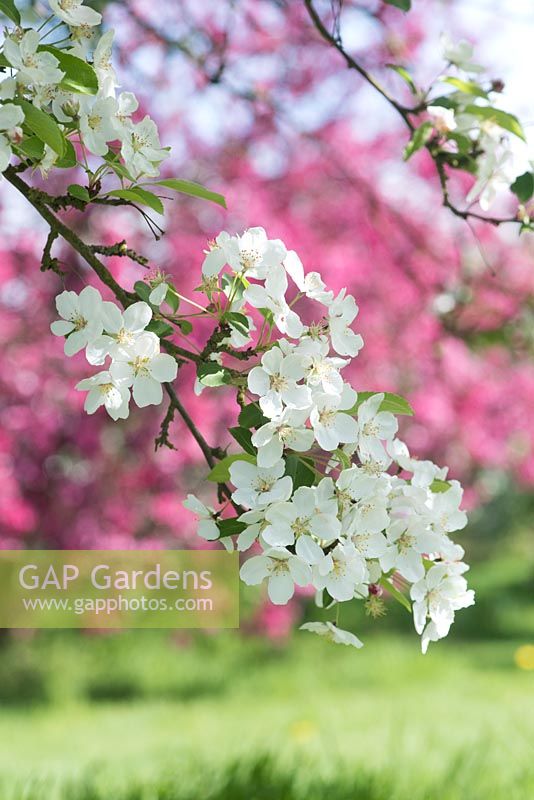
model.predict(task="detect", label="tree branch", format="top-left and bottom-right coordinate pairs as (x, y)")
top-left (303, 0), bottom-right (521, 229)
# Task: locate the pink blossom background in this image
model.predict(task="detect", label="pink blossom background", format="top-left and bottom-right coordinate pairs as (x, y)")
top-left (1, 0), bottom-right (533, 636)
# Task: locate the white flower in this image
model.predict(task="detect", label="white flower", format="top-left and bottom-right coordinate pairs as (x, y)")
top-left (426, 481), bottom-right (468, 535)
top-left (114, 92), bottom-right (139, 136)
top-left (76, 371), bottom-right (130, 420)
top-left (388, 439), bottom-right (448, 489)
top-left (109, 333), bottom-right (178, 408)
top-left (440, 33), bottom-right (483, 74)
top-left (0, 103), bottom-right (25, 172)
top-left (93, 30), bottom-right (117, 97)
top-left (379, 519), bottom-right (443, 582)
top-left (120, 115), bottom-right (169, 179)
top-left (248, 346), bottom-right (311, 418)
top-left (309, 384), bottom-right (359, 451)
top-left (4, 30), bottom-right (64, 87)
top-left (240, 547), bottom-right (312, 604)
top-left (229, 458), bottom-right (292, 509)
top-left (312, 541), bottom-right (368, 602)
top-left (336, 465), bottom-right (391, 506)
top-left (411, 562), bottom-right (475, 653)
top-left (252, 409), bottom-right (314, 469)
top-left (357, 393), bottom-right (398, 462)
top-left (465, 141), bottom-right (515, 211)
top-left (346, 492), bottom-right (390, 535)
top-left (300, 621), bottom-right (363, 648)
top-left (284, 250), bottom-right (333, 305)
top-left (223, 227), bottom-right (287, 279)
top-left (79, 96), bottom-right (118, 156)
top-left (244, 266), bottom-right (303, 339)
top-left (51, 286), bottom-right (104, 356)
top-left (235, 509), bottom-right (265, 551)
top-left (328, 289), bottom-right (364, 357)
top-left (262, 485), bottom-right (341, 547)
top-left (202, 232), bottom-right (233, 278)
top-left (428, 105), bottom-right (457, 134)
top-left (49, 0), bottom-right (102, 27)
top-left (86, 301), bottom-right (153, 364)
top-left (298, 338), bottom-right (347, 396)
top-left (183, 495), bottom-right (219, 541)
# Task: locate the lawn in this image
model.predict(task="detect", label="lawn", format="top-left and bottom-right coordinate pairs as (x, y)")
top-left (0, 629), bottom-right (532, 800)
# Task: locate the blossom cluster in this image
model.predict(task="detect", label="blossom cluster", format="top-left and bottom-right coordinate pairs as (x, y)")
top-left (416, 34), bottom-right (526, 213)
top-left (51, 286), bottom-right (177, 418)
top-left (182, 228), bottom-right (475, 653)
top-left (0, 0), bottom-right (168, 181)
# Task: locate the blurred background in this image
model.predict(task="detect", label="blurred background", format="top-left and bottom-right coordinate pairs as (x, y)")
top-left (0, 0), bottom-right (533, 797)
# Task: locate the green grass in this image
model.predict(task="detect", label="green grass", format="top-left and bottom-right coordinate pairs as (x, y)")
top-left (0, 631), bottom-right (533, 799)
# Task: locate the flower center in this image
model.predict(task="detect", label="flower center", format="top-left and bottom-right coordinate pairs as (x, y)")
top-left (70, 313), bottom-right (87, 331)
top-left (116, 327), bottom-right (134, 346)
top-left (130, 356), bottom-right (151, 377)
top-left (318, 408), bottom-right (336, 427)
top-left (363, 421), bottom-right (379, 437)
top-left (269, 374), bottom-right (287, 392)
top-left (99, 383), bottom-right (115, 397)
top-left (268, 559), bottom-right (290, 576)
top-left (87, 114), bottom-right (102, 130)
top-left (291, 517), bottom-right (311, 537)
top-left (254, 477), bottom-right (275, 493)
top-left (239, 248), bottom-right (261, 271)
top-left (397, 532), bottom-right (415, 554)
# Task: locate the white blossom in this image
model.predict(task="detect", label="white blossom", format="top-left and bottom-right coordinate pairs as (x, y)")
top-left (76, 371), bottom-right (130, 420)
top-left (309, 384), bottom-right (359, 451)
top-left (240, 547), bottom-right (311, 604)
top-left (120, 116), bottom-right (169, 178)
top-left (49, 0), bottom-right (102, 27)
top-left (229, 459), bottom-right (292, 509)
top-left (411, 562), bottom-right (475, 653)
top-left (4, 30), bottom-right (64, 87)
top-left (248, 346), bottom-right (311, 419)
top-left (51, 286), bottom-right (104, 356)
top-left (183, 495), bottom-right (219, 541)
top-left (109, 332), bottom-right (178, 408)
top-left (300, 621), bottom-right (363, 648)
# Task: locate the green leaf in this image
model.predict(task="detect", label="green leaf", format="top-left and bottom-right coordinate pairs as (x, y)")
top-left (379, 577), bottom-right (412, 612)
top-left (176, 319), bottom-right (193, 335)
top-left (384, 0), bottom-right (411, 10)
top-left (284, 455), bottom-right (315, 489)
top-left (334, 448), bottom-right (351, 470)
top-left (217, 518), bottom-right (247, 537)
top-left (16, 99), bottom-right (65, 156)
top-left (238, 403), bottom-right (268, 430)
top-left (133, 281), bottom-right (152, 302)
top-left (229, 427), bottom-right (256, 456)
top-left (403, 122), bottom-right (433, 161)
top-left (197, 362), bottom-right (232, 387)
top-left (430, 478), bottom-right (452, 493)
top-left (0, 0), bottom-right (20, 24)
top-left (55, 139), bottom-right (77, 168)
top-left (442, 76), bottom-right (488, 99)
top-left (349, 392), bottom-right (414, 416)
top-left (14, 135), bottom-right (44, 161)
top-left (145, 320), bottom-right (174, 338)
top-left (152, 178), bottom-right (226, 208)
top-left (207, 454), bottom-right (256, 483)
top-left (165, 286), bottom-right (180, 314)
top-left (510, 171), bottom-right (534, 203)
top-left (67, 184), bottom-right (90, 203)
top-left (39, 45), bottom-right (98, 95)
top-left (463, 105), bottom-right (526, 141)
top-left (224, 311), bottom-right (250, 335)
top-left (106, 187), bottom-right (164, 214)
top-left (386, 64), bottom-right (417, 95)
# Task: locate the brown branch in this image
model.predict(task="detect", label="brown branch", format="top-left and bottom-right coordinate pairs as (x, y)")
top-left (90, 240), bottom-right (150, 267)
